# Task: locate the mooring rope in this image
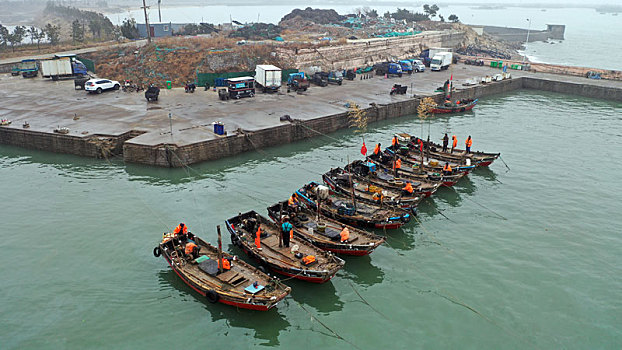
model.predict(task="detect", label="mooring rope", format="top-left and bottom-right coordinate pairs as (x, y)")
top-left (499, 155), bottom-right (511, 172)
top-left (462, 196), bottom-right (507, 221)
top-left (349, 282), bottom-right (389, 320)
top-left (295, 301), bottom-right (362, 350)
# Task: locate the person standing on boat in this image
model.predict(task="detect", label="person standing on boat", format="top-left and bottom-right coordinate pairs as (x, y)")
top-left (173, 223), bottom-right (187, 235)
top-left (373, 143), bottom-right (381, 156)
top-left (465, 135), bottom-right (473, 153)
top-left (443, 162), bottom-right (453, 175)
top-left (281, 217), bottom-right (293, 248)
top-left (255, 226), bottom-right (262, 250)
top-left (340, 225), bottom-right (350, 243)
top-left (451, 135), bottom-right (457, 153)
top-left (391, 135), bottom-right (399, 149)
top-left (393, 158), bottom-right (402, 178)
top-left (442, 133), bottom-right (449, 152)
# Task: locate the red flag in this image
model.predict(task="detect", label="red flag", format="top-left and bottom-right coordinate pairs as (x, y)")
top-left (360, 142), bottom-right (367, 155)
top-left (418, 139), bottom-right (423, 152)
top-left (450, 74), bottom-right (453, 81)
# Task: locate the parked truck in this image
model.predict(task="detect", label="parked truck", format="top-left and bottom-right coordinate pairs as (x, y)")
top-left (430, 52), bottom-right (453, 71)
top-left (287, 72), bottom-right (310, 92)
top-left (255, 64), bottom-right (281, 93)
top-left (18, 59), bottom-right (39, 78)
top-left (398, 60), bottom-right (413, 74)
top-left (374, 62), bottom-right (403, 77)
top-left (40, 55), bottom-right (87, 80)
top-left (420, 47), bottom-right (452, 67)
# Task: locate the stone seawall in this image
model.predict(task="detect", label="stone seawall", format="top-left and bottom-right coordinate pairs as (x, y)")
top-left (280, 30), bottom-right (466, 70)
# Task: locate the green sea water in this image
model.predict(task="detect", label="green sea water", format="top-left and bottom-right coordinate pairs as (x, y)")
top-left (1, 90), bottom-right (621, 349)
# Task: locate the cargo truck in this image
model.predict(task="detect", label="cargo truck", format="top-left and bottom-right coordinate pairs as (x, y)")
top-left (374, 62), bottom-right (403, 77)
top-left (18, 59), bottom-right (39, 78)
top-left (430, 52), bottom-right (453, 71)
top-left (255, 64), bottom-right (281, 93)
top-left (40, 55), bottom-right (88, 80)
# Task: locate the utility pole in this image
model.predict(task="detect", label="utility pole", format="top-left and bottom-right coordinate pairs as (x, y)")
top-left (158, 0), bottom-right (162, 23)
top-left (142, 0), bottom-right (151, 43)
top-left (522, 18), bottom-right (531, 65)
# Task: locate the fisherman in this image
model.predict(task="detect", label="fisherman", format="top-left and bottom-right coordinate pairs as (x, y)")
top-left (443, 162), bottom-right (453, 175)
top-left (373, 143), bottom-right (381, 156)
top-left (402, 181), bottom-right (414, 195)
top-left (184, 241), bottom-right (200, 260)
top-left (391, 135), bottom-right (399, 149)
top-left (255, 226), bottom-right (262, 249)
top-left (281, 216), bottom-right (293, 248)
top-left (442, 133), bottom-right (449, 152)
top-left (465, 135), bottom-right (472, 153)
top-left (288, 193), bottom-right (300, 213)
top-left (339, 225), bottom-right (350, 243)
top-left (173, 222), bottom-right (188, 236)
top-left (218, 257), bottom-right (232, 271)
top-left (451, 135), bottom-right (457, 153)
top-left (393, 158), bottom-right (402, 178)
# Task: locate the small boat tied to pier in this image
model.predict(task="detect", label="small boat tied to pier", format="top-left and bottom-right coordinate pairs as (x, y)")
top-left (267, 200), bottom-right (386, 256)
top-left (296, 181), bottom-right (412, 229)
top-left (397, 133), bottom-right (500, 167)
top-left (226, 211), bottom-right (345, 283)
top-left (154, 227), bottom-right (291, 311)
top-left (428, 77), bottom-right (478, 114)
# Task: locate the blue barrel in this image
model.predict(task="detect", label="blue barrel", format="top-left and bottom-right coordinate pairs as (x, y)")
top-left (214, 122), bottom-right (224, 135)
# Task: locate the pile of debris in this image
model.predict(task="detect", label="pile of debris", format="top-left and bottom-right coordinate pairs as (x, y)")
top-left (229, 23), bottom-right (283, 40)
top-left (280, 7), bottom-right (346, 26)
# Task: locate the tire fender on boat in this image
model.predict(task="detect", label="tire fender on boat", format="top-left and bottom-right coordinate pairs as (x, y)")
top-left (206, 289), bottom-right (220, 303)
top-left (153, 246), bottom-right (161, 257)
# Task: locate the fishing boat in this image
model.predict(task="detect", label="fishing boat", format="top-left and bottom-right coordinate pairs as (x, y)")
top-left (400, 133), bottom-right (500, 167)
top-left (322, 167), bottom-right (424, 211)
top-left (154, 230), bottom-right (291, 311)
top-left (348, 159), bottom-right (449, 192)
top-left (429, 98), bottom-right (478, 114)
top-left (225, 211), bottom-right (345, 283)
top-left (267, 201), bottom-right (386, 256)
top-left (296, 181), bottom-right (412, 229)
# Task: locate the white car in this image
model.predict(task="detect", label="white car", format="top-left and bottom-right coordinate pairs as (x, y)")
top-left (85, 78), bottom-right (120, 94)
top-left (412, 59), bottom-right (425, 72)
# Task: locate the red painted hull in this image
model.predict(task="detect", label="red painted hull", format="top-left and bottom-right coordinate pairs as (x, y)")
top-left (478, 160), bottom-right (493, 167)
top-left (163, 254), bottom-right (277, 311)
top-left (325, 247), bottom-right (373, 256)
top-left (374, 222), bottom-right (403, 229)
top-left (430, 102), bottom-right (476, 114)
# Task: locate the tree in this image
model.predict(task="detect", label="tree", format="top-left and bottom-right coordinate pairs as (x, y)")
top-left (439, 14), bottom-right (445, 22)
top-left (27, 26), bottom-right (37, 45)
top-left (8, 26), bottom-right (26, 52)
top-left (0, 24), bottom-right (9, 50)
top-left (35, 28), bottom-right (44, 51)
top-left (120, 18), bottom-right (140, 40)
top-left (71, 19), bottom-right (85, 43)
top-left (423, 4), bottom-right (439, 19)
top-left (448, 14), bottom-right (459, 23)
top-left (383, 11), bottom-right (391, 19)
top-left (88, 19), bottom-right (102, 39)
top-left (364, 8), bottom-right (378, 18)
top-left (45, 23), bottom-right (61, 45)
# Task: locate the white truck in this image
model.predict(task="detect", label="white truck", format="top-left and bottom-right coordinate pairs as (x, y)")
top-left (255, 64), bottom-right (282, 93)
top-left (430, 52), bottom-right (453, 71)
top-left (40, 55), bottom-right (88, 80)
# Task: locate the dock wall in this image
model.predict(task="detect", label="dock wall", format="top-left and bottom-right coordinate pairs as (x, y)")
top-left (2, 76), bottom-right (620, 167)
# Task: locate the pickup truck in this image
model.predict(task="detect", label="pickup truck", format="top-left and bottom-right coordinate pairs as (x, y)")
top-left (287, 72), bottom-right (310, 92)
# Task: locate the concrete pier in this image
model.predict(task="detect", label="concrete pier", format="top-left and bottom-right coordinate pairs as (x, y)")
top-left (1, 64), bottom-right (620, 167)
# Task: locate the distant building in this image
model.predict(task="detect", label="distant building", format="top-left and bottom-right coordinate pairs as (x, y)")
top-left (136, 22), bottom-right (189, 38)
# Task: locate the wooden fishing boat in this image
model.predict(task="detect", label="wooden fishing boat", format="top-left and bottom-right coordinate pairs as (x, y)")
top-left (225, 211), bottom-right (345, 283)
top-left (384, 147), bottom-right (476, 175)
top-left (429, 98), bottom-right (478, 114)
top-left (348, 159), bottom-right (450, 192)
top-left (362, 154), bottom-right (457, 189)
top-left (154, 231), bottom-right (290, 311)
top-left (296, 182), bottom-right (412, 229)
top-left (322, 167), bottom-right (424, 211)
top-left (398, 133), bottom-right (500, 167)
top-left (267, 201), bottom-right (386, 256)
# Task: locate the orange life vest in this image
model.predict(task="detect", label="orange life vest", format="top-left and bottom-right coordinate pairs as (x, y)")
top-left (403, 182), bottom-right (414, 193)
top-left (218, 258), bottom-right (231, 270)
top-left (255, 227), bottom-right (261, 249)
top-left (466, 137), bottom-right (472, 147)
top-left (393, 158), bottom-right (402, 169)
top-left (392, 136), bottom-right (399, 146)
top-left (443, 164), bottom-right (452, 172)
top-left (173, 224), bottom-right (188, 235)
top-left (302, 255), bottom-right (316, 265)
top-left (373, 144), bottom-right (381, 155)
top-left (340, 227), bottom-right (350, 242)
top-left (185, 242), bottom-right (197, 255)
top-left (452, 136), bottom-right (457, 148)
top-left (288, 195), bottom-right (298, 206)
